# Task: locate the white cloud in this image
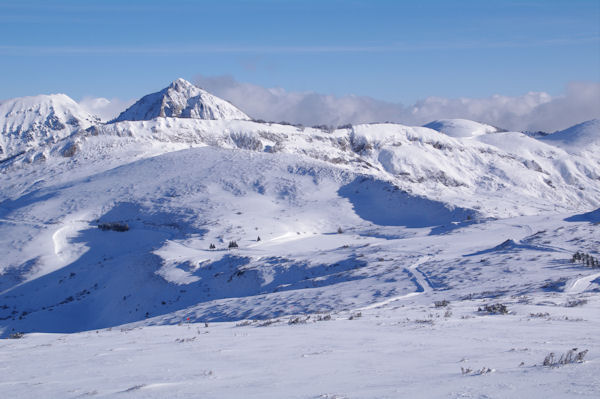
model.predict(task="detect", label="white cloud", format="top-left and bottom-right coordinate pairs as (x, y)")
top-left (194, 75), bottom-right (600, 132)
top-left (78, 96), bottom-right (134, 122)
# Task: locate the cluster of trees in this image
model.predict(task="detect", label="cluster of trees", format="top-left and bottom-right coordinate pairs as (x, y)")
top-left (98, 222), bottom-right (129, 232)
top-left (208, 242), bottom-right (237, 249)
top-left (208, 237), bottom-right (261, 250)
top-left (571, 251), bottom-right (599, 268)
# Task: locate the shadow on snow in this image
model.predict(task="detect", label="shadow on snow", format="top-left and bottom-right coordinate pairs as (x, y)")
top-left (0, 202), bottom-right (370, 335)
top-left (338, 176), bottom-right (478, 234)
top-left (564, 208), bottom-right (600, 223)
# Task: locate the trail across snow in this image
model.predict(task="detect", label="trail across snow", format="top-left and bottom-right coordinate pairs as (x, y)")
top-left (357, 255), bottom-right (432, 311)
top-left (565, 272), bottom-right (600, 294)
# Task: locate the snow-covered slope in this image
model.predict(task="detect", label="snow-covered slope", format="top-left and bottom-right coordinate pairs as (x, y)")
top-left (111, 78), bottom-right (250, 122)
top-left (423, 118), bottom-right (499, 138)
top-left (541, 118), bottom-right (600, 154)
top-left (3, 118), bottom-right (600, 217)
top-left (0, 94), bottom-right (99, 161)
top-left (4, 289), bottom-right (600, 399)
top-left (1, 112), bottom-right (599, 331)
top-left (2, 87), bottom-right (599, 397)
top-left (351, 123), bottom-right (600, 214)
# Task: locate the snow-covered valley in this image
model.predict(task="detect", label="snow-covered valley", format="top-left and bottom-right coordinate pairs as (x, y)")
top-left (1, 79), bottom-right (599, 397)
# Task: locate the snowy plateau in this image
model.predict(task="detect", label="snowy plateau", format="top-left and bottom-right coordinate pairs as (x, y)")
top-left (0, 78), bottom-right (599, 398)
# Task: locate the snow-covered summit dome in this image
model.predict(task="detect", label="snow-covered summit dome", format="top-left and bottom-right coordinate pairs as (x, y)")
top-left (541, 119), bottom-right (599, 151)
top-left (111, 78), bottom-right (250, 123)
top-left (423, 119), bottom-right (499, 138)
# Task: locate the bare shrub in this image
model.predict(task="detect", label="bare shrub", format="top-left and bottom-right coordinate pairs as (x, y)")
top-left (288, 316), bottom-right (309, 325)
top-left (564, 299), bottom-right (587, 307)
top-left (461, 366), bottom-right (494, 375)
top-left (543, 348), bottom-right (588, 367)
top-left (8, 332), bottom-right (25, 339)
top-left (434, 300), bottom-right (449, 308)
top-left (529, 312), bottom-right (550, 318)
top-left (257, 319), bottom-right (280, 327)
top-left (315, 314), bottom-right (332, 321)
top-left (348, 312), bottom-right (362, 320)
top-left (478, 303), bottom-right (509, 315)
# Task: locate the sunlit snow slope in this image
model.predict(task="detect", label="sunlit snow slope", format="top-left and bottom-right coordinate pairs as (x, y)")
top-left (1, 83), bottom-right (599, 337)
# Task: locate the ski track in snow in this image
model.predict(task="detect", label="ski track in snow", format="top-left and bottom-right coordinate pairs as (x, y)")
top-left (565, 272), bottom-right (600, 294)
top-left (51, 225), bottom-right (69, 256)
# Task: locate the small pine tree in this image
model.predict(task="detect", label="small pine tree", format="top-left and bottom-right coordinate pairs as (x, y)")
top-left (228, 241), bottom-right (238, 249)
top-left (337, 227), bottom-right (343, 234)
top-left (209, 243), bottom-right (216, 249)
top-left (257, 236), bottom-right (261, 242)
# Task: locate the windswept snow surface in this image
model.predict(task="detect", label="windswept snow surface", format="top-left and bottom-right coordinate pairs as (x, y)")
top-left (2, 293), bottom-right (600, 399)
top-left (111, 78), bottom-right (250, 122)
top-left (1, 92), bottom-right (600, 397)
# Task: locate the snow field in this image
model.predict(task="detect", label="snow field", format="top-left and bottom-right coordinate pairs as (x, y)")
top-left (1, 80), bottom-right (599, 397)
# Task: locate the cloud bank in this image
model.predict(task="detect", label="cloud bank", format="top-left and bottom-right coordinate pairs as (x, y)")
top-left (193, 75), bottom-right (600, 132)
top-left (79, 96), bottom-right (134, 122)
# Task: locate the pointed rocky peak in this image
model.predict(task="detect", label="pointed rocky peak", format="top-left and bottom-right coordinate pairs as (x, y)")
top-left (169, 77), bottom-right (197, 92)
top-left (110, 78), bottom-right (250, 123)
top-left (0, 94), bottom-right (99, 160)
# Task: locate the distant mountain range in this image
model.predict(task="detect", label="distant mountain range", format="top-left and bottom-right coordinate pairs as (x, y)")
top-left (1, 78), bottom-right (597, 163)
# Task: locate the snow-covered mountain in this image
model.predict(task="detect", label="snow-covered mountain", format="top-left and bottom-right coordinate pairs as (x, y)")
top-left (423, 118), bottom-right (500, 138)
top-left (541, 118), bottom-right (600, 153)
top-left (1, 84), bottom-right (600, 397)
top-left (111, 78), bottom-right (250, 122)
top-left (5, 116), bottom-right (597, 217)
top-left (0, 94), bottom-right (99, 161)
top-left (1, 110), bottom-right (598, 327)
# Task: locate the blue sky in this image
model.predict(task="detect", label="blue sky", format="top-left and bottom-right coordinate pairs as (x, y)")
top-left (0, 0), bottom-right (598, 105)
